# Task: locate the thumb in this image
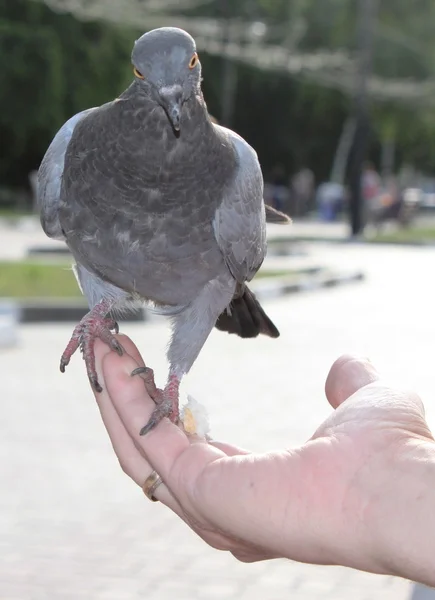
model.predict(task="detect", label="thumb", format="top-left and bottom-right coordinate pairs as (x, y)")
top-left (325, 355), bottom-right (380, 409)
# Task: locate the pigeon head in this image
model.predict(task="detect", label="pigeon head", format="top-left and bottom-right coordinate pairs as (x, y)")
top-left (131, 27), bottom-right (202, 132)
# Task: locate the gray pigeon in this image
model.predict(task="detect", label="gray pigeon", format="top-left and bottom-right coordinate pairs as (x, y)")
top-left (38, 27), bottom-right (280, 435)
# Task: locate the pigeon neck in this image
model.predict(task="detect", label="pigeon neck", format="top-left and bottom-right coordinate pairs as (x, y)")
top-left (119, 83), bottom-right (214, 141)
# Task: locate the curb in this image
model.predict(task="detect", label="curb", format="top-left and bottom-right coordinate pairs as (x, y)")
top-left (27, 245), bottom-right (70, 256)
top-left (268, 236), bottom-right (348, 246)
top-left (0, 270), bottom-right (365, 326)
top-left (363, 238), bottom-right (435, 247)
top-left (9, 300), bottom-right (147, 324)
top-left (268, 235), bottom-right (435, 248)
top-left (251, 270), bottom-right (365, 300)
top-left (0, 302), bottom-right (20, 348)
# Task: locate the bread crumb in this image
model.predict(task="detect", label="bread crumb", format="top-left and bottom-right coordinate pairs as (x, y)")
top-left (180, 396), bottom-right (210, 438)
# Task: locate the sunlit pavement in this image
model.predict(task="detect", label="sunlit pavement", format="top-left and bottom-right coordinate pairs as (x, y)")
top-left (2, 240), bottom-right (435, 598)
top-left (0, 217), bottom-right (348, 261)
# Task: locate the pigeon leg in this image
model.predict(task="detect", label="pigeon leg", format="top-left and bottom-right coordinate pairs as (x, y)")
top-left (60, 299), bottom-right (123, 392)
top-left (131, 369), bottom-right (180, 436)
top-left (131, 367), bottom-right (161, 402)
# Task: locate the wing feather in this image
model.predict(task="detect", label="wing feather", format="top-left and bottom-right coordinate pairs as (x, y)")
top-left (37, 108), bottom-right (96, 240)
top-left (212, 126), bottom-right (266, 284)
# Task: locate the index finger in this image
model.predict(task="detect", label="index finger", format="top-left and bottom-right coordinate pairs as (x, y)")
top-left (101, 350), bottom-right (226, 491)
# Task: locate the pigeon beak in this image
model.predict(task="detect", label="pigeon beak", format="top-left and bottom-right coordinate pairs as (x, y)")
top-left (159, 85), bottom-right (183, 132)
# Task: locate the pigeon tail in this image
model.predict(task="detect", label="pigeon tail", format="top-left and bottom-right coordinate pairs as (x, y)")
top-left (215, 286), bottom-right (280, 339)
top-left (265, 204), bottom-right (292, 224)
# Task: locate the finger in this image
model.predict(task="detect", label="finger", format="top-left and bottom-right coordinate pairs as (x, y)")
top-left (93, 338), bottom-right (178, 508)
top-left (104, 354), bottom-right (294, 556)
top-left (93, 337), bottom-right (148, 484)
top-left (325, 354), bottom-right (380, 409)
top-left (101, 350), bottom-right (226, 492)
top-left (106, 334), bottom-right (145, 367)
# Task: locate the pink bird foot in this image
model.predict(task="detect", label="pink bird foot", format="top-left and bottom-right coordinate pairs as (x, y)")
top-left (131, 368), bottom-right (180, 435)
top-left (60, 301), bottom-right (122, 392)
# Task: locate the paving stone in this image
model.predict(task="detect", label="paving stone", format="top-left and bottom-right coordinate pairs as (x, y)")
top-left (3, 240), bottom-right (434, 599)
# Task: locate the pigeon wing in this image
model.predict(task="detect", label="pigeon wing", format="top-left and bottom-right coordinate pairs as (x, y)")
top-left (213, 126), bottom-right (266, 284)
top-left (37, 108), bottom-right (97, 240)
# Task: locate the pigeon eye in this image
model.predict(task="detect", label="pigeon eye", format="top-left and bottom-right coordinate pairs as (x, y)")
top-left (133, 67), bottom-right (145, 79)
top-left (189, 53), bottom-right (199, 69)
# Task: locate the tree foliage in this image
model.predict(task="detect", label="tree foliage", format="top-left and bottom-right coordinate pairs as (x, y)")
top-left (0, 0), bottom-right (133, 189)
top-left (1, 0), bottom-right (435, 200)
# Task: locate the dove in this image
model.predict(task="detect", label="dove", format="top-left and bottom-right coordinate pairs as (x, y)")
top-left (37, 27), bottom-right (284, 435)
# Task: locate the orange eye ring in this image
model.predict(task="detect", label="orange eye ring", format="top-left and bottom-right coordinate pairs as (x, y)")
top-left (133, 67), bottom-right (145, 79)
top-left (189, 53), bottom-right (199, 69)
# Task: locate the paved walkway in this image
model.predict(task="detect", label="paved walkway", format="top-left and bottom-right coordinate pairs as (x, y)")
top-left (0, 217), bottom-right (348, 261)
top-left (4, 241), bottom-right (435, 598)
top-left (3, 214), bottom-right (435, 262)
top-left (0, 217), bottom-right (65, 260)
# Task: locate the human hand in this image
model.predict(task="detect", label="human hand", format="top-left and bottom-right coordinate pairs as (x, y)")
top-left (92, 336), bottom-right (435, 584)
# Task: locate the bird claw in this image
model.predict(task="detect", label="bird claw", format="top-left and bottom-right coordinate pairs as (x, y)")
top-left (60, 355), bottom-right (71, 373)
top-left (131, 367), bottom-right (161, 402)
top-left (60, 308), bottom-right (121, 392)
top-left (90, 376), bottom-right (103, 394)
top-left (139, 398), bottom-right (174, 436)
top-left (132, 369), bottom-right (180, 436)
top-left (110, 337), bottom-right (124, 356)
top-left (131, 367), bottom-right (147, 377)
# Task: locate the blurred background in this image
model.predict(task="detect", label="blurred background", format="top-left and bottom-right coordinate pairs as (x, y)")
top-left (1, 1), bottom-right (435, 599)
top-left (3, 0), bottom-right (435, 230)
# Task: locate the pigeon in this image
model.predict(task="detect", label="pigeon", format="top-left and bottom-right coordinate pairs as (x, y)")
top-left (37, 27), bottom-right (283, 435)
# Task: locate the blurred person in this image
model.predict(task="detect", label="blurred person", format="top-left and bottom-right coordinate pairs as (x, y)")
top-left (269, 164), bottom-right (290, 213)
top-left (382, 174), bottom-right (403, 219)
top-left (92, 336), bottom-right (435, 587)
top-left (315, 181), bottom-right (346, 221)
top-left (362, 161), bottom-right (381, 209)
top-left (290, 167), bottom-right (314, 216)
top-left (369, 174), bottom-right (416, 228)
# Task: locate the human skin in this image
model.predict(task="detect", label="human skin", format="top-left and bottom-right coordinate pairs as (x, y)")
top-left (92, 335), bottom-right (435, 585)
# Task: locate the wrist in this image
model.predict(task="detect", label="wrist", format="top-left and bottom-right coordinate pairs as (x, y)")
top-left (367, 439), bottom-right (435, 585)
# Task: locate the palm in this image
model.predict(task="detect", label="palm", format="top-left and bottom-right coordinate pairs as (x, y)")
top-left (177, 379), bottom-right (433, 564)
top-left (94, 343), bottom-right (434, 569)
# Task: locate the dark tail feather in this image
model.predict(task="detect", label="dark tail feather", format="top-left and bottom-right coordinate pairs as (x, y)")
top-left (265, 204), bottom-right (292, 224)
top-left (215, 286), bottom-right (280, 339)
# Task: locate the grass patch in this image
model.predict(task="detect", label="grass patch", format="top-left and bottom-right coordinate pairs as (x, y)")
top-left (0, 209), bottom-right (33, 218)
top-left (367, 227), bottom-right (435, 244)
top-left (0, 260), bottom-right (300, 299)
top-left (255, 269), bottom-right (299, 280)
top-left (0, 261), bottom-right (81, 298)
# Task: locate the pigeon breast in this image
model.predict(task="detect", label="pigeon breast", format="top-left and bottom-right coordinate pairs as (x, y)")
top-left (59, 85), bottom-right (239, 306)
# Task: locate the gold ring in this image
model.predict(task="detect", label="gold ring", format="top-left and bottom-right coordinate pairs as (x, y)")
top-left (142, 470), bottom-right (163, 502)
